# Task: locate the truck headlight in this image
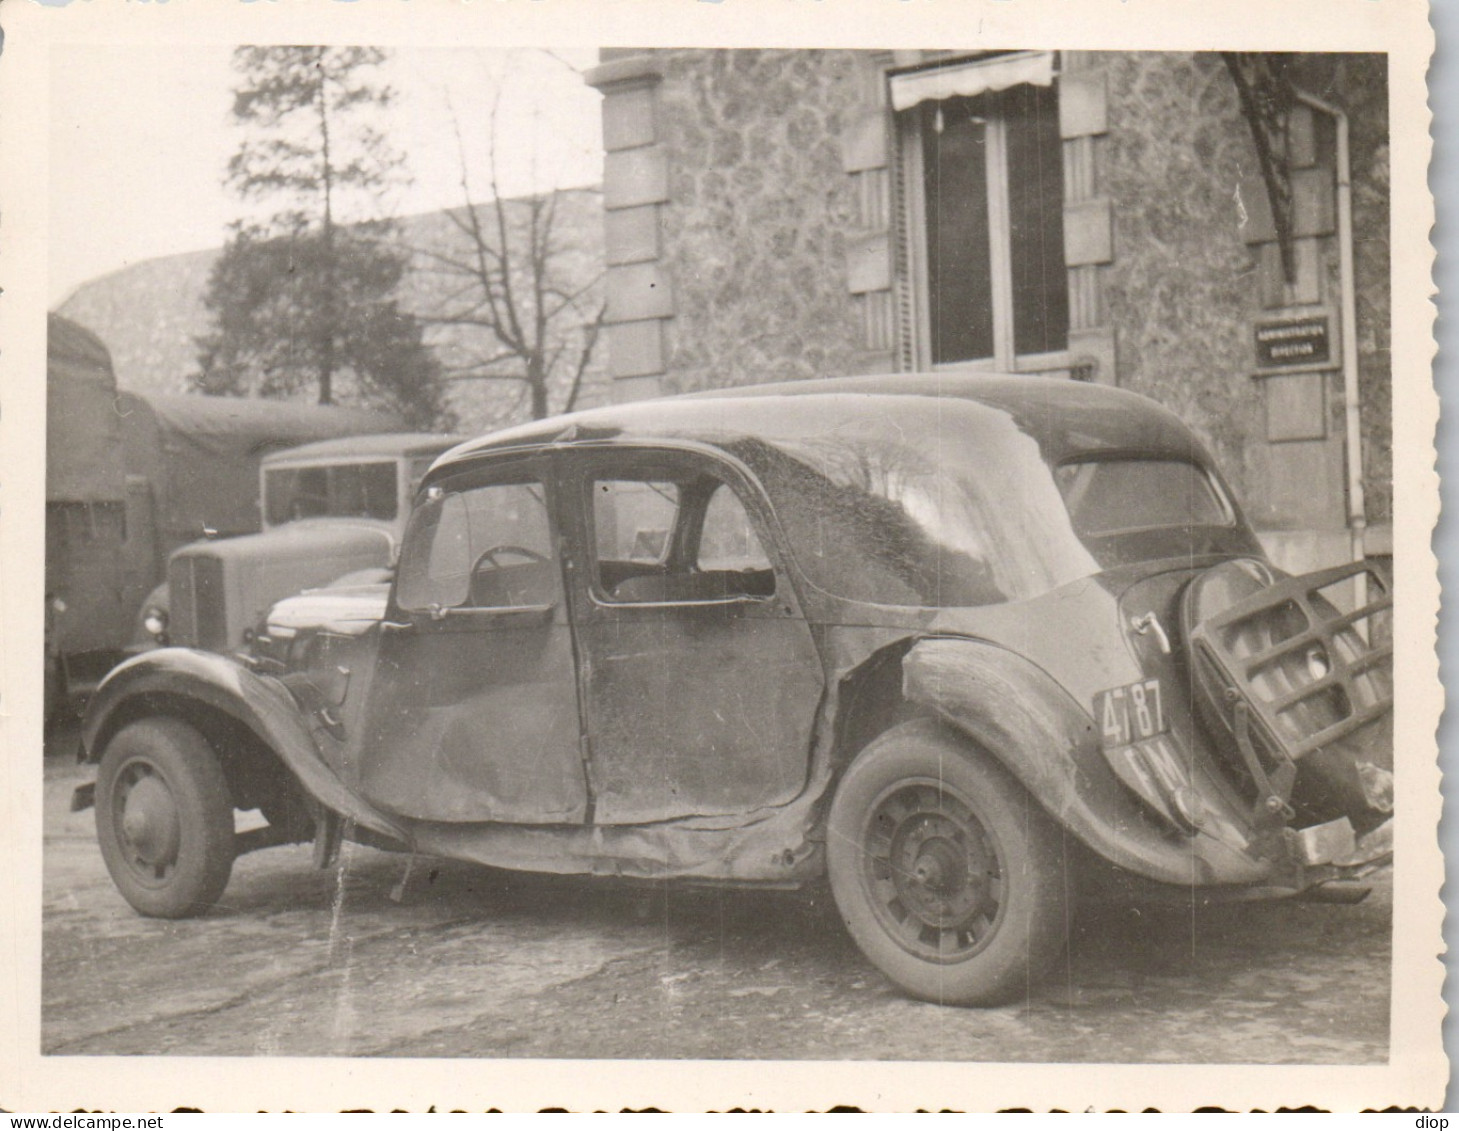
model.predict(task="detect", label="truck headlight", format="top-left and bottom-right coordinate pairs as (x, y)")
top-left (142, 607), bottom-right (168, 640)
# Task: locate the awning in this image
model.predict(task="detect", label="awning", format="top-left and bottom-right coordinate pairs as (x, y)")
top-left (889, 51), bottom-right (1055, 113)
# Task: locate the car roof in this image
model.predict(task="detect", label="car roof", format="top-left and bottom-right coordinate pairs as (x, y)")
top-left (433, 373), bottom-right (1207, 474)
top-left (263, 432), bottom-right (470, 465)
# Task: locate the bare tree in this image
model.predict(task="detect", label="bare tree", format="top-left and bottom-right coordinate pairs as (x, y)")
top-left (414, 91), bottom-right (605, 422)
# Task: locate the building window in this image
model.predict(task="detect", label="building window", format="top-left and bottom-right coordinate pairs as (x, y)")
top-left (895, 56), bottom-right (1068, 371)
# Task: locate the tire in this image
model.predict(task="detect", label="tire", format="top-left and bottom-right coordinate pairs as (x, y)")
top-left (827, 718), bottom-right (1069, 1006)
top-left (95, 718), bottom-right (236, 918)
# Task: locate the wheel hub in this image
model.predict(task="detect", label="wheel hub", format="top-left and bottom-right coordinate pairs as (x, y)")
top-left (894, 816), bottom-right (988, 926)
top-left (120, 773), bottom-right (180, 868)
top-left (910, 837), bottom-right (964, 893)
top-left (865, 783), bottom-right (1004, 960)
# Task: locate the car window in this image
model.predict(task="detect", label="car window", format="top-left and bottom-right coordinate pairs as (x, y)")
top-left (264, 462), bottom-right (399, 525)
top-left (591, 472), bottom-right (775, 604)
top-left (1055, 458), bottom-right (1232, 535)
top-left (697, 484), bottom-right (771, 572)
top-left (395, 480), bottom-right (556, 611)
top-left (593, 480), bottom-right (680, 565)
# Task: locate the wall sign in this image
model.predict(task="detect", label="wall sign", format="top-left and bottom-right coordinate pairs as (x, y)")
top-left (1254, 315), bottom-right (1332, 369)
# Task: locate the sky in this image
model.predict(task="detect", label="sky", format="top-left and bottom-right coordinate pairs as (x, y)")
top-left (47, 45), bottom-right (603, 306)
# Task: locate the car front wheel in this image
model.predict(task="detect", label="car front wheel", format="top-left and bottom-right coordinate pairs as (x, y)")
top-left (95, 718), bottom-right (236, 918)
top-left (827, 718), bottom-right (1069, 1006)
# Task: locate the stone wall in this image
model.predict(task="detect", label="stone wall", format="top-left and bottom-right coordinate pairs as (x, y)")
top-left (590, 49), bottom-right (878, 399)
top-left (1290, 53), bottom-right (1391, 529)
top-left (1099, 53), bottom-right (1274, 515)
top-left (652, 50), bottom-right (871, 395)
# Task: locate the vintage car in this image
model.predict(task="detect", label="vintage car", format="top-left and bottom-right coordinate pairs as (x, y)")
top-left (134, 432), bottom-right (464, 656)
top-left (74, 375), bottom-right (1394, 1006)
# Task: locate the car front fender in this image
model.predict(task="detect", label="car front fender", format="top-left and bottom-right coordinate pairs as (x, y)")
top-left (901, 635), bottom-right (1270, 887)
top-left (81, 647), bottom-right (407, 843)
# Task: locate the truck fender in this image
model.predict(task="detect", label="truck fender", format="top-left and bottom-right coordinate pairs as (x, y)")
top-left (900, 635), bottom-right (1249, 886)
top-left (82, 647), bottom-right (407, 843)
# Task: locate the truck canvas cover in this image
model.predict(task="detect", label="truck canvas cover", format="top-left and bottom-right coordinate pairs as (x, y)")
top-left (117, 392), bottom-right (402, 550)
top-left (47, 314), bottom-right (125, 504)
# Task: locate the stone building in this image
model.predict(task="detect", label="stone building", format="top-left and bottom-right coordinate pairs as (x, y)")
top-left (584, 49), bottom-right (1390, 574)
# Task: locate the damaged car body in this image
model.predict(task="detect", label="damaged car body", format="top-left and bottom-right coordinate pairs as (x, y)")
top-left (75, 374), bottom-right (1394, 1006)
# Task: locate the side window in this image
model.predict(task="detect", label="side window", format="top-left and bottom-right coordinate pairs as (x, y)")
top-left (396, 480), bottom-right (556, 611)
top-left (697, 484), bottom-right (771, 572)
top-left (333, 462), bottom-right (399, 520)
top-left (593, 480), bottom-right (680, 565)
top-left (53, 501), bottom-right (127, 544)
top-left (407, 456), bottom-right (438, 497)
top-left (591, 471), bottom-right (775, 604)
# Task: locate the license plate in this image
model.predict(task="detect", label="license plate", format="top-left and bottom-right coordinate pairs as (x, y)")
top-left (1095, 678), bottom-right (1167, 746)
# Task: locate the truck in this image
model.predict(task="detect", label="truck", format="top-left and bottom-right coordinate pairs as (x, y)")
top-left (135, 432), bottom-right (465, 657)
top-left (45, 313), bottom-right (402, 719)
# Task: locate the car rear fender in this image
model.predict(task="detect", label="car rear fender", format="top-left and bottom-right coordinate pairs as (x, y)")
top-left (900, 634), bottom-right (1268, 886)
top-left (902, 635), bottom-right (1097, 817)
top-left (82, 648), bottom-right (407, 843)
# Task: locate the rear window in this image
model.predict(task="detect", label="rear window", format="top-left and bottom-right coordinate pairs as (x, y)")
top-left (1055, 459), bottom-right (1231, 536)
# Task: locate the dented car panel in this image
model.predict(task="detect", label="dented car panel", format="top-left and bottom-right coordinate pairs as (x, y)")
top-left (559, 445), bottom-right (826, 825)
top-left (83, 648), bottom-right (407, 843)
top-left (901, 635), bottom-right (1272, 888)
top-left (360, 613), bottom-right (590, 825)
top-left (76, 373), bottom-right (1394, 1005)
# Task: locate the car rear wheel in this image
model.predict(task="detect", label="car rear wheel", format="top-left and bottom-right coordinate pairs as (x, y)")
top-left (827, 718), bottom-right (1068, 1006)
top-left (95, 718), bottom-right (236, 918)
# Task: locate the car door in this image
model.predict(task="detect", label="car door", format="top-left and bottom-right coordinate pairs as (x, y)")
top-left (356, 456), bottom-right (590, 824)
top-left (564, 447), bottom-right (825, 825)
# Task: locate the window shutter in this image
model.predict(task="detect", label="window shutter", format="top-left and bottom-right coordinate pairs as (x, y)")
top-left (890, 115), bottom-right (917, 373)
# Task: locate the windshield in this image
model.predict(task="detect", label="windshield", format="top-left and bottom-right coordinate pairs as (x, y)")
top-left (721, 402), bottom-right (1247, 608)
top-left (263, 461), bottom-right (399, 526)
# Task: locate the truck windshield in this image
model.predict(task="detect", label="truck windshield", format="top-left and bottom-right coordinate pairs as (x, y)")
top-left (263, 461), bottom-right (399, 526)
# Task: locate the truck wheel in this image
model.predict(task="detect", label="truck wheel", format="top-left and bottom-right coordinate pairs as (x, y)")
top-left (95, 718), bottom-right (236, 918)
top-left (827, 718), bottom-right (1068, 1006)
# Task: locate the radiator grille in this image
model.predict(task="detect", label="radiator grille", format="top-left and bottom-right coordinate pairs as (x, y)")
top-left (169, 554), bottom-right (227, 650)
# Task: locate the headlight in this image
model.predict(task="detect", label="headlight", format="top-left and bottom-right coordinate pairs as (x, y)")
top-left (142, 608), bottom-right (168, 639)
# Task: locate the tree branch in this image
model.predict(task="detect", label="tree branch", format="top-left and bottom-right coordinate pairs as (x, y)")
top-left (559, 304), bottom-right (606, 415)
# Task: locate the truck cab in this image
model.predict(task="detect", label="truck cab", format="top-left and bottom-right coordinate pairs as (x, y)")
top-left (135, 433), bottom-right (464, 656)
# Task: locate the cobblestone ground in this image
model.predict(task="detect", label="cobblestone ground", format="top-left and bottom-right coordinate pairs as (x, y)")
top-left (42, 730), bottom-right (1391, 1063)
